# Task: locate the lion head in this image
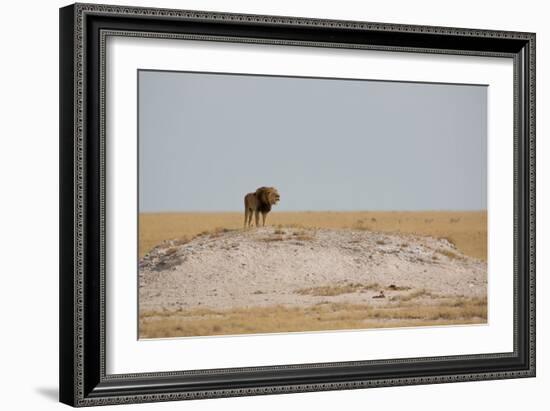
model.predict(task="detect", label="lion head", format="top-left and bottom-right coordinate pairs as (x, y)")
top-left (255, 186), bottom-right (280, 207)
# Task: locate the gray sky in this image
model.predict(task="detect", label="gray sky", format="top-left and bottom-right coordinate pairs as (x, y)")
top-left (138, 70), bottom-right (487, 212)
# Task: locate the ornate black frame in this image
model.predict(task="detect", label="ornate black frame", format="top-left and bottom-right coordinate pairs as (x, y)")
top-left (59, 3), bottom-right (536, 407)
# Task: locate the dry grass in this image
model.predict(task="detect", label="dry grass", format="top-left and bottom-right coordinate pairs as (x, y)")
top-left (296, 282), bottom-right (376, 296)
top-left (296, 283), bottom-right (442, 302)
top-left (259, 236), bottom-right (284, 242)
top-left (387, 284), bottom-right (412, 291)
top-left (290, 230), bottom-right (315, 241)
top-left (295, 282), bottom-right (392, 296)
top-left (257, 231), bottom-right (316, 243)
top-left (437, 249), bottom-right (463, 260)
top-left (390, 289), bottom-right (436, 302)
top-left (139, 211), bottom-right (487, 260)
top-left (139, 297), bottom-right (487, 338)
top-left (293, 234), bottom-right (315, 241)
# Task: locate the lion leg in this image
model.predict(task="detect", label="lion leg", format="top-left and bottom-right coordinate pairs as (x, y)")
top-left (245, 209), bottom-right (251, 228)
top-left (244, 209), bottom-right (249, 228)
top-left (254, 210), bottom-right (260, 227)
top-left (262, 212), bottom-right (267, 226)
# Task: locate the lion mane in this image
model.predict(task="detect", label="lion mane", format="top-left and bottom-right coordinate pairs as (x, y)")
top-left (244, 187), bottom-right (280, 228)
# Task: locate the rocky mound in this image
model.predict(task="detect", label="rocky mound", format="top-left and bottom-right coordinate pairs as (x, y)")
top-left (139, 227), bottom-right (487, 312)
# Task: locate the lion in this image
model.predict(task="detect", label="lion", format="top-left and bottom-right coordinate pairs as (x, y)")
top-left (244, 187), bottom-right (280, 228)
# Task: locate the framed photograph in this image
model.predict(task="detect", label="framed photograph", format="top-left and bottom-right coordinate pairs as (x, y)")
top-left (59, 3), bottom-right (535, 407)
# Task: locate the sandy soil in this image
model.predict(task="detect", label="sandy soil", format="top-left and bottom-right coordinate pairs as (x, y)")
top-left (139, 227), bottom-right (487, 314)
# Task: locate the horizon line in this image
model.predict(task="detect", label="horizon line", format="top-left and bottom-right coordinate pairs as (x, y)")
top-left (139, 209), bottom-right (488, 214)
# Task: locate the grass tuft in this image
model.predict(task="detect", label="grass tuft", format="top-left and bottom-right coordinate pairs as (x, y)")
top-left (296, 282), bottom-right (383, 296)
top-left (390, 289), bottom-right (436, 302)
top-left (260, 236), bottom-right (284, 242)
top-left (437, 249), bottom-right (463, 260)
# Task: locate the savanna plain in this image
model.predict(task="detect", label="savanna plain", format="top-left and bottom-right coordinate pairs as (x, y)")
top-left (139, 211), bottom-right (487, 338)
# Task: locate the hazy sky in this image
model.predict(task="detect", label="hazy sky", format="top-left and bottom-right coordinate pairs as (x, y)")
top-left (138, 70), bottom-right (487, 212)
